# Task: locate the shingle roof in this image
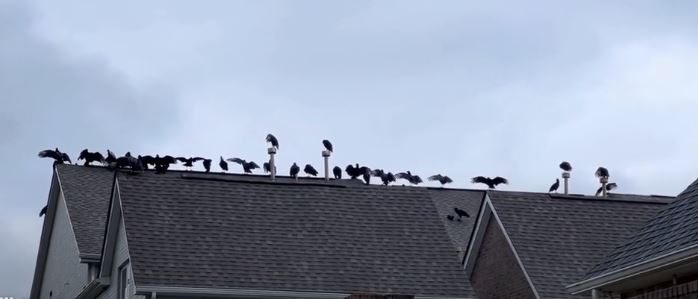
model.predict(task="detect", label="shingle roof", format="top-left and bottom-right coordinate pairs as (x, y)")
top-left (487, 191), bottom-right (671, 299)
top-left (115, 170), bottom-right (480, 297)
top-left (55, 164), bottom-right (114, 257)
top-left (584, 178), bottom-right (698, 279)
top-left (428, 189), bottom-right (484, 254)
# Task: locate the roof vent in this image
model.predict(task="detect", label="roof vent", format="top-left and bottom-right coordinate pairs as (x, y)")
top-left (562, 172), bottom-right (570, 195)
top-left (322, 150), bottom-right (331, 182)
top-left (268, 147), bottom-right (277, 181)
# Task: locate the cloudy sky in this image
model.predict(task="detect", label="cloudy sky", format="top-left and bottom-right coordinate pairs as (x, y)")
top-left (3, 0), bottom-right (698, 297)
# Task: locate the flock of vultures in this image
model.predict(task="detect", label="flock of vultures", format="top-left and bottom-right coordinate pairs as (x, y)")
top-left (36, 134), bottom-right (617, 217)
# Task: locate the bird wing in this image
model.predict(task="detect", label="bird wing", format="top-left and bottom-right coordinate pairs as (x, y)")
top-left (412, 176), bottom-right (423, 184)
top-left (395, 172), bottom-right (410, 179)
top-left (61, 153), bottom-right (72, 163)
top-left (428, 174), bottom-right (442, 181)
top-left (163, 156), bottom-right (177, 164)
top-left (94, 152), bottom-right (105, 161)
top-left (38, 149), bottom-right (59, 159)
top-left (606, 183), bottom-right (618, 191)
top-left (78, 149), bottom-right (89, 160)
top-left (471, 176), bottom-right (487, 184)
top-left (492, 177), bottom-right (508, 185)
top-left (443, 176), bottom-right (453, 183)
top-left (141, 155), bottom-right (156, 165)
top-left (227, 158), bottom-right (245, 164)
top-left (247, 162), bottom-right (260, 169)
top-left (192, 157), bottom-right (205, 162)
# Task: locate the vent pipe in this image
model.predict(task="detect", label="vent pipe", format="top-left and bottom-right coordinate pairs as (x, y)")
top-left (600, 176), bottom-right (608, 197)
top-left (322, 150), bottom-right (331, 182)
top-left (268, 147), bottom-right (277, 181)
top-left (562, 172), bottom-right (570, 195)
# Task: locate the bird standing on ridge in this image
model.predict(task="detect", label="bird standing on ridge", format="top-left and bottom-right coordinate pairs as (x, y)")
top-left (471, 176), bottom-right (508, 189)
top-left (396, 171), bottom-right (422, 185)
top-left (429, 174), bottom-right (453, 186)
top-left (549, 179), bottom-right (560, 193)
top-left (596, 182), bottom-right (618, 196)
top-left (373, 170), bottom-right (396, 186)
top-left (266, 134), bottom-right (279, 150)
top-left (219, 156), bottom-right (229, 172)
top-left (202, 159), bottom-right (212, 172)
top-left (78, 149), bottom-right (105, 166)
top-left (105, 150), bottom-right (117, 165)
top-left (227, 158), bottom-right (260, 174)
top-left (361, 166), bottom-right (371, 185)
top-left (322, 139), bottom-right (333, 152)
top-left (560, 161), bottom-right (573, 172)
top-left (345, 164), bottom-right (362, 179)
top-left (304, 164), bottom-right (318, 177)
top-left (177, 157), bottom-right (205, 170)
top-left (333, 166), bottom-right (342, 179)
top-left (290, 163), bottom-right (300, 180)
top-left (38, 148), bottom-right (71, 165)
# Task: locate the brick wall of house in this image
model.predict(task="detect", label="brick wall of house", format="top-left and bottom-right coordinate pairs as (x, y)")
top-left (470, 217), bottom-right (537, 299)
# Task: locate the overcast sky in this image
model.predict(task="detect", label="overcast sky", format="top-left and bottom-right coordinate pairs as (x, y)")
top-left (3, 0), bottom-right (698, 297)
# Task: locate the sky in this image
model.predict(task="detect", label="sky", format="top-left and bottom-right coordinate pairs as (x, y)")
top-left (2, 0), bottom-right (698, 297)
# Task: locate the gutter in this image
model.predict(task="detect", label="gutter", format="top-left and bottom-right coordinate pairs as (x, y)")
top-left (567, 244), bottom-right (698, 294)
top-left (136, 286), bottom-right (474, 299)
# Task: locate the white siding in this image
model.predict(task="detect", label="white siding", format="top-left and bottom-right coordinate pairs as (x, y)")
top-left (97, 215), bottom-right (144, 299)
top-left (39, 193), bottom-right (88, 299)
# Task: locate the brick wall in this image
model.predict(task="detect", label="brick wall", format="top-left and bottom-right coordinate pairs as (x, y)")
top-left (470, 217), bottom-right (537, 299)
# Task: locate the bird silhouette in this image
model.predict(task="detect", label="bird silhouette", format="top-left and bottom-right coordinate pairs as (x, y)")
top-left (596, 182), bottom-right (618, 196)
top-left (471, 176), bottom-right (508, 189)
top-left (138, 155), bottom-right (154, 170)
top-left (266, 134), bottom-right (279, 150)
top-left (38, 148), bottom-right (71, 165)
top-left (446, 215), bottom-right (455, 221)
top-left (396, 171), bottom-right (422, 185)
top-left (304, 164), bottom-right (318, 176)
top-left (560, 161), bottom-right (573, 172)
top-left (176, 157), bottom-right (205, 170)
top-left (595, 167), bottom-right (610, 178)
top-left (219, 156), bottom-right (229, 172)
top-left (345, 164), bottom-right (362, 179)
top-left (152, 155), bottom-right (176, 174)
top-left (290, 163), bottom-right (300, 180)
top-left (322, 139), bottom-right (333, 152)
top-left (39, 205), bottom-right (47, 217)
top-left (380, 172), bottom-right (396, 186)
top-left (454, 207), bottom-right (470, 220)
top-left (549, 178), bottom-right (560, 193)
top-left (78, 149), bottom-right (105, 166)
top-left (333, 166), bottom-right (342, 179)
top-left (428, 174), bottom-right (453, 186)
top-left (105, 150), bottom-right (117, 165)
top-left (263, 161), bottom-right (275, 174)
top-left (202, 159), bottom-right (212, 173)
top-left (227, 158), bottom-right (260, 174)
top-left (360, 166), bottom-right (372, 185)
top-left (116, 152), bottom-right (144, 171)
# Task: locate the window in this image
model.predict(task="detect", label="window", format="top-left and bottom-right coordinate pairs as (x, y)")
top-left (118, 263), bottom-right (128, 299)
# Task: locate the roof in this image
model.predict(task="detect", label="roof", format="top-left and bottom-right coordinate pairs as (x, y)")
top-left (583, 178), bottom-right (698, 280)
top-left (113, 169), bottom-right (481, 297)
top-left (487, 191), bottom-right (671, 299)
top-left (55, 164), bottom-right (114, 258)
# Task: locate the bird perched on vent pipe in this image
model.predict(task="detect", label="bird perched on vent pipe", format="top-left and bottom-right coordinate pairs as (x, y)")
top-left (595, 166), bottom-right (610, 196)
top-left (266, 134), bottom-right (279, 150)
top-left (321, 140), bottom-right (332, 181)
top-left (559, 161), bottom-right (572, 194)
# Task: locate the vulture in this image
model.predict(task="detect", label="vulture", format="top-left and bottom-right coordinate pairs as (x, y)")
top-left (595, 167), bottom-right (610, 178)
top-left (428, 174), bottom-right (453, 186)
top-left (345, 164), bottom-right (362, 179)
top-left (153, 155), bottom-right (177, 174)
top-left (396, 171), bottom-right (422, 185)
top-left (360, 166), bottom-right (371, 185)
top-left (596, 182), bottom-right (618, 196)
top-left (105, 150), bottom-right (117, 165)
top-left (454, 207), bottom-right (470, 220)
top-left (446, 215), bottom-right (455, 221)
top-left (471, 176), bottom-right (508, 189)
top-left (227, 158), bottom-right (260, 174)
top-left (116, 152), bottom-right (143, 171)
top-left (176, 157), bottom-right (205, 170)
top-left (263, 161), bottom-right (275, 174)
top-left (549, 179), bottom-right (560, 193)
top-left (38, 148), bottom-right (71, 165)
top-left (380, 172), bottom-right (397, 186)
top-left (266, 133), bottom-right (279, 150)
top-left (39, 205), bottom-right (48, 217)
top-left (219, 156), bottom-right (229, 172)
top-left (77, 149), bottom-right (105, 166)
top-left (322, 139), bottom-right (333, 152)
top-left (333, 166), bottom-right (342, 179)
top-left (304, 164), bottom-right (318, 176)
top-left (202, 159), bottom-right (212, 173)
top-left (290, 163), bottom-right (300, 179)
top-left (559, 161), bottom-right (573, 172)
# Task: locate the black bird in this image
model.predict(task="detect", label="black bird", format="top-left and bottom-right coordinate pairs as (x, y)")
top-left (428, 174), bottom-right (453, 186)
top-left (333, 166), bottom-right (342, 179)
top-left (446, 215), bottom-right (455, 221)
top-left (139, 155), bottom-right (156, 170)
top-left (227, 158), bottom-right (260, 173)
top-left (322, 139), bottom-right (333, 152)
top-left (381, 172), bottom-right (396, 186)
top-left (153, 155), bottom-right (176, 174)
top-left (345, 164), bottom-right (362, 179)
top-left (304, 164), bottom-right (318, 176)
top-left (549, 178), bottom-right (560, 193)
top-left (454, 207), bottom-right (470, 220)
top-left (263, 161), bottom-right (272, 173)
top-left (219, 156), bottom-right (228, 172)
top-left (202, 159), bottom-right (212, 173)
top-left (176, 157), bottom-right (205, 170)
top-left (560, 161), bottom-right (573, 172)
top-left (38, 148), bottom-right (71, 165)
top-left (77, 149), bottom-right (105, 166)
top-left (39, 205), bottom-right (47, 217)
top-left (396, 171), bottom-right (422, 185)
top-left (596, 182), bottom-right (618, 196)
top-left (595, 167), bottom-right (610, 178)
top-left (360, 166), bottom-right (371, 185)
top-left (290, 163), bottom-right (300, 179)
top-left (266, 133), bottom-right (279, 150)
top-left (471, 176), bottom-right (508, 189)
top-left (105, 150), bottom-right (117, 165)
top-left (116, 152), bottom-right (143, 171)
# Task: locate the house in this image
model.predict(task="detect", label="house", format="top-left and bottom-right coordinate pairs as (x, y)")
top-left (30, 164), bottom-right (681, 299)
top-left (567, 179), bottom-right (698, 299)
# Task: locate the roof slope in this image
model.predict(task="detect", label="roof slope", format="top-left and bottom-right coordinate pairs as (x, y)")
top-left (55, 164), bottom-right (114, 257)
top-left (429, 189), bottom-right (484, 253)
top-left (488, 191), bottom-right (670, 299)
top-left (585, 178), bottom-right (698, 279)
top-left (116, 171), bottom-right (477, 297)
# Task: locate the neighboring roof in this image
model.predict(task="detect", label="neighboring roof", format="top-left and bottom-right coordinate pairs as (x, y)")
top-left (55, 164), bottom-right (114, 259)
top-left (487, 191), bottom-right (672, 299)
top-left (583, 178), bottom-right (698, 280)
top-left (114, 170), bottom-right (480, 297)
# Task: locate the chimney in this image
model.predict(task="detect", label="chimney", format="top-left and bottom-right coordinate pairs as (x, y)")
top-left (322, 150), bottom-right (331, 182)
top-left (562, 172), bottom-right (570, 195)
top-left (268, 147), bottom-right (277, 181)
top-left (600, 176), bottom-right (609, 197)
